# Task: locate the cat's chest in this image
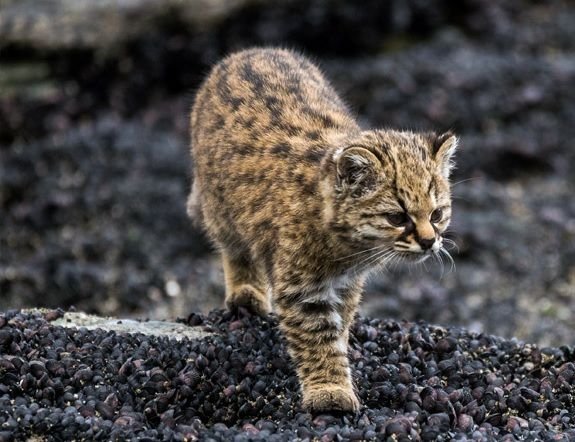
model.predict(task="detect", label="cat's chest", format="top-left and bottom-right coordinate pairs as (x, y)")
top-left (303, 273), bottom-right (354, 306)
top-left (331, 274), bottom-right (353, 291)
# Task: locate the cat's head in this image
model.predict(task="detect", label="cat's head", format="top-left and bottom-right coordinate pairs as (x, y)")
top-left (321, 129), bottom-right (457, 266)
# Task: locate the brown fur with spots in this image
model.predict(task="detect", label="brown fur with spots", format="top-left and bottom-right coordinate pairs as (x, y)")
top-left (188, 48), bottom-right (457, 413)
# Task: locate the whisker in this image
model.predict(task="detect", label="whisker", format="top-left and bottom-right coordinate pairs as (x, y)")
top-left (446, 248), bottom-right (455, 273)
top-left (389, 252), bottom-right (403, 272)
top-left (422, 257), bottom-right (429, 272)
top-left (451, 177), bottom-right (480, 187)
top-left (396, 254), bottom-right (406, 270)
top-left (352, 249), bottom-right (389, 277)
top-left (368, 249), bottom-right (397, 271)
top-left (440, 247), bottom-right (456, 273)
top-left (363, 254), bottom-right (392, 272)
top-left (338, 246), bottom-right (396, 280)
top-left (450, 195), bottom-right (472, 202)
top-left (442, 238), bottom-right (460, 253)
top-left (335, 245), bottom-right (386, 262)
top-left (449, 251), bottom-right (456, 273)
top-left (353, 248), bottom-right (395, 273)
top-left (371, 248), bottom-right (397, 267)
top-left (416, 258), bottom-right (426, 276)
top-left (435, 250), bottom-right (445, 279)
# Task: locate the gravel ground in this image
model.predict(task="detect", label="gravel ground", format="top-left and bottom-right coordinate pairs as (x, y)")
top-left (0, 308), bottom-right (574, 441)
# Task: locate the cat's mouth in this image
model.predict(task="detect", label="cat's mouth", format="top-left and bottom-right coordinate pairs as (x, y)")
top-left (392, 246), bottom-right (442, 262)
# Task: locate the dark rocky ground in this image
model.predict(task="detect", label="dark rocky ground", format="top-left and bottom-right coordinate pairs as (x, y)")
top-left (0, 308), bottom-right (574, 441)
top-left (1, 0), bottom-right (575, 427)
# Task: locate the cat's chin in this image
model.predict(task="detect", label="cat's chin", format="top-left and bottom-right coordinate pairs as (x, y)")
top-left (395, 251), bottom-right (432, 263)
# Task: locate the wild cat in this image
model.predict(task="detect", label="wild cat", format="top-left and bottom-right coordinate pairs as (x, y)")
top-left (188, 48), bottom-right (456, 412)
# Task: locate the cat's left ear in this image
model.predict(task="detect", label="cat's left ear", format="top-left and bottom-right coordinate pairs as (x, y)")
top-left (335, 146), bottom-right (383, 197)
top-left (432, 131), bottom-right (458, 178)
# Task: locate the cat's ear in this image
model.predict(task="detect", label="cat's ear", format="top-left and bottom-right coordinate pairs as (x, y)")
top-left (335, 147), bottom-right (382, 197)
top-left (432, 131), bottom-right (458, 178)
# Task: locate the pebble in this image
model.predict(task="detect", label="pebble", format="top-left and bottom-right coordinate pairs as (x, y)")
top-left (0, 310), bottom-right (573, 440)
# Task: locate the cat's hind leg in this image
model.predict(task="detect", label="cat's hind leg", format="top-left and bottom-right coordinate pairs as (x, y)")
top-left (221, 249), bottom-right (271, 316)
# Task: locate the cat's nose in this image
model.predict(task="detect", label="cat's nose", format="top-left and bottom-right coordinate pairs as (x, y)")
top-left (418, 237), bottom-right (435, 250)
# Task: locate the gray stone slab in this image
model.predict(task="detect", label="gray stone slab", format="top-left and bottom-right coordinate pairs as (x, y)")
top-left (44, 310), bottom-right (211, 341)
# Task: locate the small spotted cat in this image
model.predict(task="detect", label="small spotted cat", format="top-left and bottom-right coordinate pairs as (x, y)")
top-left (188, 48), bottom-right (457, 412)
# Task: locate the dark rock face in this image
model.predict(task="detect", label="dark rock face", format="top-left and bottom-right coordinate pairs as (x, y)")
top-left (1, 1), bottom-right (575, 346)
top-left (0, 309), bottom-right (574, 440)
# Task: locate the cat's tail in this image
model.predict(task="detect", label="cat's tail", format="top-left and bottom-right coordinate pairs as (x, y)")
top-left (186, 180), bottom-right (204, 228)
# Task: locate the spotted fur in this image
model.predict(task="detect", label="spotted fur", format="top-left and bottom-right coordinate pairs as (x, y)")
top-left (188, 48), bottom-right (457, 412)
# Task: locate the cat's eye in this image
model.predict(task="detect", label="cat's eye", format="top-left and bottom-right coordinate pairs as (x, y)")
top-left (385, 212), bottom-right (409, 227)
top-left (430, 208), bottom-right (443, 223)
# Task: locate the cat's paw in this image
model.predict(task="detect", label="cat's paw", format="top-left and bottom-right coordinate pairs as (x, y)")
top-left (303, 385), bottom-right (360, 413)
top-left (226, 284), bottom-right (271, 316)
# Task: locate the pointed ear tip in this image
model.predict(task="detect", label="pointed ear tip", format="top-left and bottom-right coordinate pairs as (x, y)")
top-left (440, 130), bottom-right (456, 140)
top-left (432, 131), bottom-right (458, 155)
top-left (440, 132), bottom-right (459, 149)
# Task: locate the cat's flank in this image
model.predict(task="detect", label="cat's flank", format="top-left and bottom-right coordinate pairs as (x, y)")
top-left (188, 48), bottom-right (457, 412)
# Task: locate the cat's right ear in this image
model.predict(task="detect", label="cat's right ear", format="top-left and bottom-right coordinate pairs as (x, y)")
top-left (431, 131), bottom-right (458, 178)
top-left (335, 147), bottom-right (382, 197)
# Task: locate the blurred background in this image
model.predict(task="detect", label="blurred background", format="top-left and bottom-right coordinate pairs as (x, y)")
top-left (0, 0), bottom-right (573, 347)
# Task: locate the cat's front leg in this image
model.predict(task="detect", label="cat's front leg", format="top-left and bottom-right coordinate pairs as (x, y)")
top-left (275, 284), bottom-right (361, 413)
